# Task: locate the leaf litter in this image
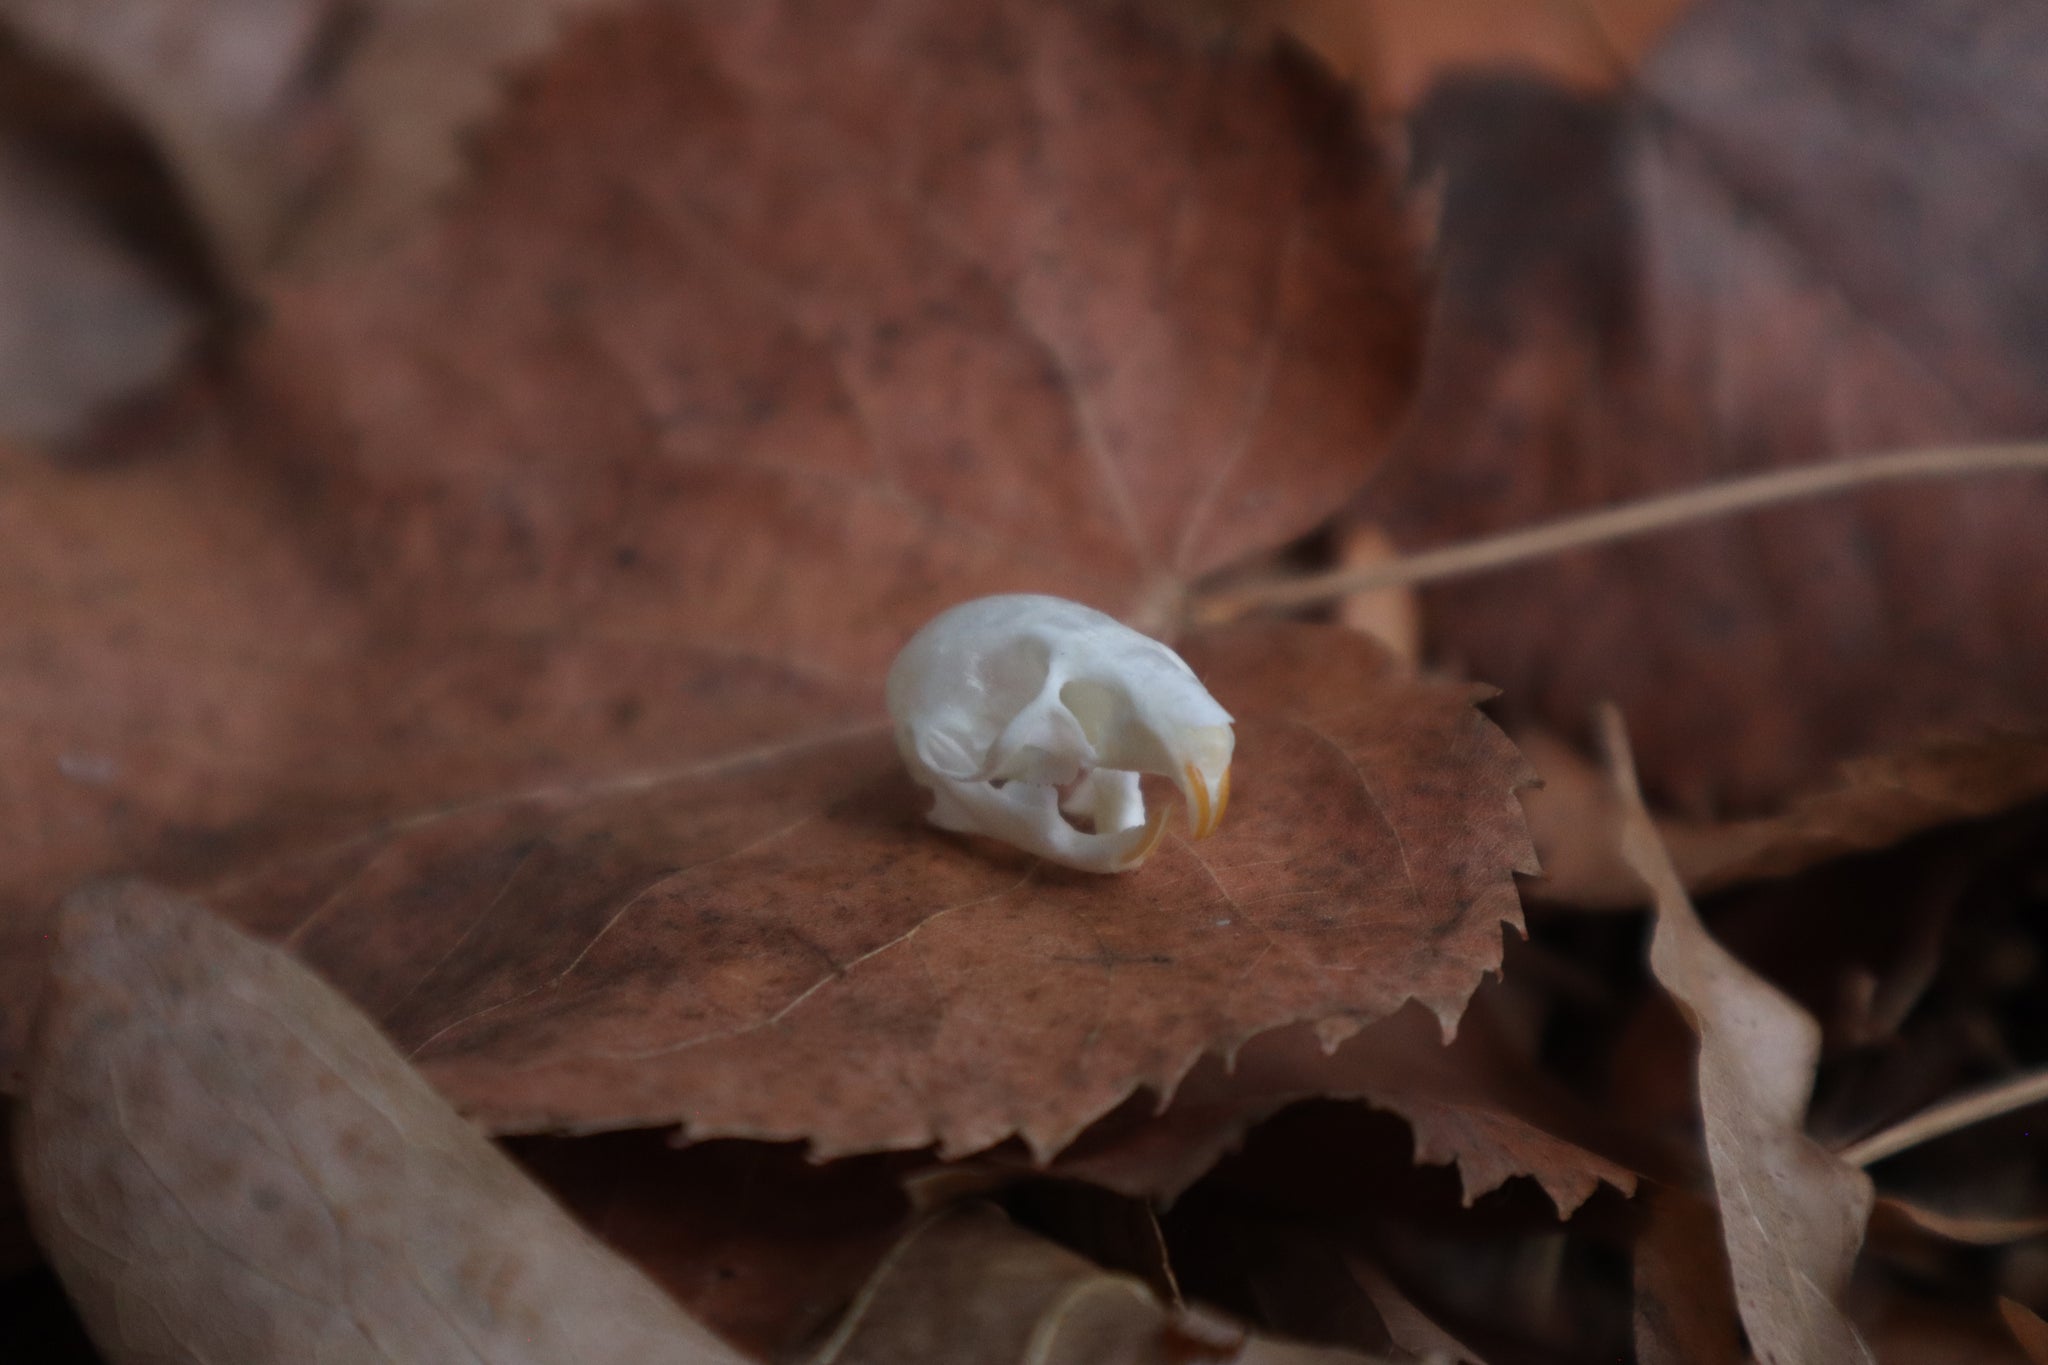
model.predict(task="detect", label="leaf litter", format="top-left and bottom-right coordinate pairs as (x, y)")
top-left (7, 0), bottom-right (2048, 1359)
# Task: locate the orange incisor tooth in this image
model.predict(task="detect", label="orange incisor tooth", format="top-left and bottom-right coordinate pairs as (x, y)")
top-left (1184, 760), bottom-right (1211, 838)
top-left (1211, 765), bottom-right (1231, 833)
top-left (1119, 802), bottom-right (1172, 868)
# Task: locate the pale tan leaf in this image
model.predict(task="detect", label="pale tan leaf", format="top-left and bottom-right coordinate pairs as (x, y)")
top-left (1607, 707), bottom-right (1876, 1365)
top-left (811, 1202), bottom-right (1386, 1365)
top-left (0, 0), bottom-right (620, 277)
top-left (15, 879), bottom-right (747, 1365)
top-left (0, 142), bottom-right (198, 447)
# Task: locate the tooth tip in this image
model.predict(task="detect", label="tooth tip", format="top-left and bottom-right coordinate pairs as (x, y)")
top-left (1209, 764), bottom-right (1231, 836)
top-left (1117, 804), bottom-right (1172, 869)
top-left (1183, 759), bottom-right (1231, 839)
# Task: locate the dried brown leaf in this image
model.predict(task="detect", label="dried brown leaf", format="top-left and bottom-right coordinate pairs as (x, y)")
top-left (0, 0), bottom-right (615, 277)
top-left (1330, 524), bottom-right (1420, 664)
top-left (1608, 708), bottom-right (1876, 1364)
top-left (1258, 0), bottom-right (1696, 114)
top-left (1520, 726), bottom-right (2048, 907)
top-left (1346, 1259), bottom-right (1488, 1364)
top-left (1871, 1196), bottom-right (2048, 1250)
top-left (0, 0), bottom-right (1512, 1169)
top-left (1632, 1184), bottom-right (1745, 1365)
top-left (217, 622), bottom-right (1532, 1160)
top-left (0, 143), bottom-right (198, 447)
top-left (241, 0), bottom-right (1419, 628)
top-left (1864, 1301), bottom-right (2036, 1365)
top-left (1050, 998), bottom-right (1636, 1216)
top-left (1371, 0), bottom-right (2048, 813)
top-left (2003, 1298), bottom-right (2048, 1365)
top-left (15, 879), bottom-right (747, 1365)
top-left (515, 1134), bottom-right (915, 1361)
top-left (0, 1106), bottom-right (31, 1280)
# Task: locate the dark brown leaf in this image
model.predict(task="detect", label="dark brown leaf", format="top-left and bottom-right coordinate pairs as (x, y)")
top-left (1050, 997), bottom-right (1636, 1216)
top-left (2003, 1298), bottom-right (2048, 1365)
top-left (1371, 0), bottom-right (2048, 814)
top-left (1253, 0), bottom-right (1695, 115)
top-left (1632, 1183), bottom-right (1744, 1365)
top-left (15, 880), bottom-right (747, 1364)
top-left (1346, 1258), bottom-right (1488, 1364)
top-left (515, 1134), bottom-right (915, 1361)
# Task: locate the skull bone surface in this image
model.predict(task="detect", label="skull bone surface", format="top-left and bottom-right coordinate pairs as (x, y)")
top-left (886, 594), bottom-right (1235, 873)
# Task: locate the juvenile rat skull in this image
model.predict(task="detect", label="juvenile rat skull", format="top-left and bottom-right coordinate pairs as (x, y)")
top-left (887, 594), bottom-right (1234, 872)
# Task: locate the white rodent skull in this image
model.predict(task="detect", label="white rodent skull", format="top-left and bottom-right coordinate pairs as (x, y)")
top-left (886, 594), bottom-right (1234, 873)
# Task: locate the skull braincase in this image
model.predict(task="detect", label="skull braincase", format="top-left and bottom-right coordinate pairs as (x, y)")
top-left (886, 595), bottom-right (1234, 873)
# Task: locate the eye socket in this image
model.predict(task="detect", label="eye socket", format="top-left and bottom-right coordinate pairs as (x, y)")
top-left (973, 632), bottom-right (1054, 706)
top-left (1055, 678), bottom-right (1121, 748)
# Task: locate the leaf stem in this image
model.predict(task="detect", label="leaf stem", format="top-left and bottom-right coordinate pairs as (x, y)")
top-left (1838, 1068), bottom-right (2048, 1168)
top-left (1194, 442), bottom-right (2048, 623)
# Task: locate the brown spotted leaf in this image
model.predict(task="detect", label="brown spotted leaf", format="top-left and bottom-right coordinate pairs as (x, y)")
top-left (212, 622), bottom-right (1531, 1159)
top-left (0, 0), bottom-right (1520, 1167)
top-left (16, 880), bottom-right (748, 1365)
top-left (1369, 0), bottom-right (2048, 815)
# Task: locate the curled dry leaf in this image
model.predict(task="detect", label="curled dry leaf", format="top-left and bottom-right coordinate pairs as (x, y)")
top-left (15, 880), bottom-right (747, 1365)
top-left (1607, 708), bottom-right (1876, 1365)
top-left (0, 0), bottom-right (1520, 1168)
top-left (1369, 0), bottom-right (2048, 814)
top-left (0, 0), bottom-right (338, 275)
top-left (0, 142), bottom-right (199, 448)
top-left (0, 1106), bottom-right (32, 1279)
top-left (0, 0), bottom-right (620, 277)
top-left (1050, 998), bottom-right (1636, 1217)
top-left (1345, 1258), bottom-right (1488, 1364)
top-left (1632, 1185), bottom-right (1745, 1365)
top-left (1252, 0), bottom-right (1695, 115)
top-left (2003, 1299), bottom-right (2048, 1365)
top-left (1518, 726), bottom-right (2048, 907)
top-left (514, 1134), bottom-right (916, 1361)
top-left (1871, 1195), bottom-right (2048, 1250)
top-left (813, 1201), bottom-right (1384, 1365)
top-left (1330, 523), bottom-right (1420, 665)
